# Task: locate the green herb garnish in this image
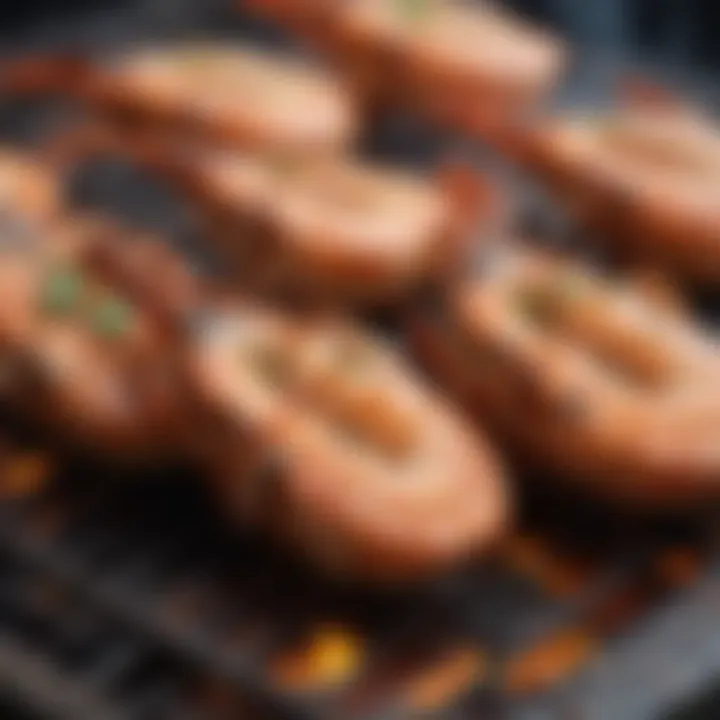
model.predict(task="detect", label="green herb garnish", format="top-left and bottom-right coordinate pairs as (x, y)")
top-left (91, 296), bottom-right (134, 339)
top-left (40, 267), bottom-right (84, 317)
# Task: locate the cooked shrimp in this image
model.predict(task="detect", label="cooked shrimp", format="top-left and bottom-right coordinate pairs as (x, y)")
top-left (466, 79), bottom-right (720, 284)
top-left (0, 218), bottom-right (190, 459)
top-left (411, 242), bottom-right (720, 507)
top-left (46, 122), bottom-right (490, 308)
top-left (244, 0), bottom-right (567, 126)
top-left (0, 42), bottom-right (357, 155)
top-left (187, 305), bottom-right (509, 583)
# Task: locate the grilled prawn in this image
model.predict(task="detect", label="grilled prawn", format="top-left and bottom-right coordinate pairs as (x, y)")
top-left (167, 151), bottom-right (484, 307)
top-left (0, 218), bottom-right (194, 459)
top-left (0, 42), bottom-right (357, 155)
top-left (186, 306), bottom-right (509, 583)
top-left (48, 122), bottom-right (487, 308)
top-left (244, 0), bottom-right (567, 126)
top-left (468, 80), bottom-right (720, 284)
top-left (411, 242), bottom-right (720, 508)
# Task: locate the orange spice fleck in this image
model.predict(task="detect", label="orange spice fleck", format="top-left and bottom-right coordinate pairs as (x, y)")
top-left (505, 628), bottom-right (598, 695)
top-left (271, 624), bottom-right (363, 692)
top-left (405, 647), bottom-right (488, 711)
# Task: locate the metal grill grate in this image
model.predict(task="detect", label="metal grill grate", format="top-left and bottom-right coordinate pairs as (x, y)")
top-left (0, 423), bottom-right (717, 720)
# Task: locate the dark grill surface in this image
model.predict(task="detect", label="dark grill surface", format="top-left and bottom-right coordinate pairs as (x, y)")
top-left (0, 1), bottom-right (717, 720)
top-left (1, 430), bottom-right (720, 720)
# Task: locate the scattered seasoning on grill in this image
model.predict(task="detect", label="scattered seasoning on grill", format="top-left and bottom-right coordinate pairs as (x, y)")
top-left (91, 296), bottom-right (134, 339)
top-left (40, 267), bottom-right (84, 317)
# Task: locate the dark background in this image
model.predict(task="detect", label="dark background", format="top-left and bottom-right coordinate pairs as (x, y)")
top-left (1, 0), bottom-right (720, 67)
top-left (1, 0), bottom-right (720, 66)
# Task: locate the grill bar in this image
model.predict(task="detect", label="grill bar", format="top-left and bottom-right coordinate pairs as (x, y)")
top-left (0, 635), bottom-right (131, 720)
top-left (0, 494), bottom-right (314, 720)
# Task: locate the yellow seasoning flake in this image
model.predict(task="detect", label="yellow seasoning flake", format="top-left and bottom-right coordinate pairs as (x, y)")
top-left (272, 625), bottom-right (362, 691)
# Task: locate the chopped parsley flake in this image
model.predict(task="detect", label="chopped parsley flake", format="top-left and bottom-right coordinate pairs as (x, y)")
top-left (91, 296), bottom-right (134, 339)
top-left (40, 267), bottom-right (84, 317)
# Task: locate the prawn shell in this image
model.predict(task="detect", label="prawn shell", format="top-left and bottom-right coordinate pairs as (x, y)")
top-left (0, 219), bottom-right (192, 460)
top-left (410, 245), bottom-right (720, 509)
top-left (186, 307), bottom-right (510, 583)
top-left (243, 0), bottom-right (568, 127)
top-left (46, 122), bottom-right (487, 309)
top-left (473, 86), bottom-right (720, 284)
